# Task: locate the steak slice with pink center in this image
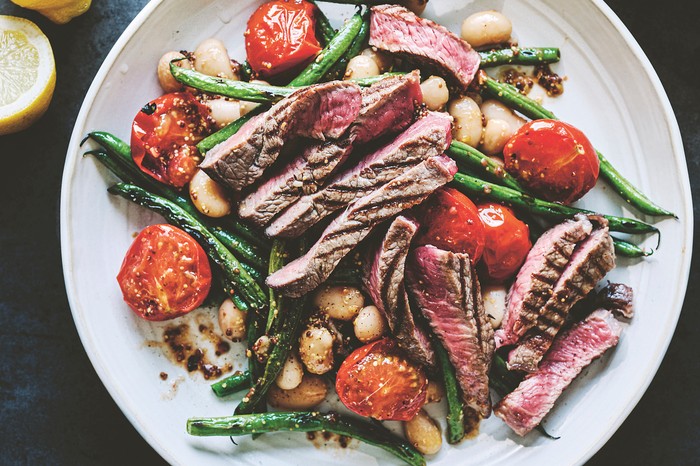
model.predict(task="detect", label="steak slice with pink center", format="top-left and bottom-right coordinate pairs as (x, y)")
top-left (495, 309), bottom-right (622, 436)
top-left (405, 245), bottom-right (494, 418)
top-left (369, 5), bottom-right (481, 89)
top-left (200, 81), bottom-right (362, 191)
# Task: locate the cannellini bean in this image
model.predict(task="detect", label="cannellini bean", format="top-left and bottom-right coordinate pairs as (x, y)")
top-left (481, 119), bottom-right (512, 155)
top-left (344, 54), bottom-right (380, 80)
top-left (420, 76), bottom-right (449, 111)
top-left (353, 305), bottom-right (388, 343)
top-left (299, 326), bottom-right (334, 374)
top-left (360, 47), bottom-right (393, 72)
top-left (218, 298), bottom-right (247, 342)
top-left (253, 335), bottom-right (272, 363)
top-left (194, 38), bottom-right (236, 79)
top-left (189, 169), bottom-right (232, 218)
top-left (425, 380), bottom-right (445, 404)
top-left (275, 353), bottom-right (304, 390)
top-left (480, 99), bottom-right (526, 132)
top-left (157, 51), bottom-right (192, 93)
top-left (461, 10), bottom-right (513, 48)
top-left (482, 284), bottom-right (508, 329)
top-left (400, 0), bottom-right (428, 15)
top-left (205, 98), bottom-right (241, 128)
top-left (448, 96), bottom-right (483, 147)
top-left (404, 409), bottom-right (442, 455)
top-left (313, 285), bottom-right (364, 321)
top-left (267, 374), bottom-right (328, 410)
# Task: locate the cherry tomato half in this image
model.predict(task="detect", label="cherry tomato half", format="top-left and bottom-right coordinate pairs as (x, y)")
top-left (117, 224), bottom-right (212, 321)
top-left (415, 187), bottom-right (486, 263)
top-left (131, 92), bottom-right (213, 188)
top-left (335, 338), bottom-right (427, 421)
top-left (503, 119), bottom-right (599, 204)
top-left (477, 203), bottom-right (532, 282)
top-left (245, 0), bottom-right (322, 79)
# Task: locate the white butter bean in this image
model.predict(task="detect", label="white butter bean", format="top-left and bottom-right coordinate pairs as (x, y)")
top-left (404, 409), bottom-right (442, 455)
top-left (353, 305), bottom-right (388, 343)
top-left (189, 169), bottom-right (232, 218)
top-left (360, 47), bottom-right (393, 73)
top-left (157, 51), bottom-right (192, 93)
top-left (313, 285), bottom-right (364, 321)
top-left (268, 374), bottom-right (328, 410)
top-left (481, 118), bottom-right (512, 155)
top-left (344, 54), bottom-right (380, 80)
top-left (480, 99), bottom-right (526, 132)
top-left (205, 98), bottom-right (241, 128)
top-left (299, 326), bottom-right (334, 375)
top-left (461, 11), bottom-right (513, 48)
top-left (218, 298), bottom-right (247, 342)
top-left (420, 76), bottom-right (449, 111)
top-left (482, 284), bottom-right (508, 329)
top-left (274, 353), bottom-right (304, 390)
top-left (448, 96), bottom-right (483, 147)
top-left (194, 38), bottom-right (236, 79)
top-left (425, 380), bottom-right (445, 404)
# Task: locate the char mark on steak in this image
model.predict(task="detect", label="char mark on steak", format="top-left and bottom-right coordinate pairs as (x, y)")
top-left (362, 215), bottom-right (435, 368)
top-left (266, 155), bottom-right (457, 297)
top-left (507, 224), bottom-right (616, 372)
top-left (266, 110), bottom-right (453, 238)
top-left (405, 245), bottom-right (494, 418)
top-left (238, 73), bottom-right (422, 227)
top-left (369, 5), bottom-right (481, 90)
top-left (596, 282), bottom-right (634, 318)
top-left (495, 309), bottom-right (622, 436)
top-left (495, 214), bottom-right (594, 348)
top-left (200, 81), bottom-right (362, 192)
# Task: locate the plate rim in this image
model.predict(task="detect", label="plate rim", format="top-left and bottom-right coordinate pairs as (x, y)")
top-left (59, 1), bottom-right (694, 465)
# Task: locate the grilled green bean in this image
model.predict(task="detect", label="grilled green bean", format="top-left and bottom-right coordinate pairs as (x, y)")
top-left (211, 371), bottom-right (252, 397)
top-left (447, 140), bottom-right (526, 192)
top-left (323, 10), bottom-right (370, 81)
top-left (434, 341), bottom-right (465, 444)
top-left (187, 411), bottom-right (425, 466)
top-left (479, 47), bottom-right (560, 68)
top-left (309, 0), bottom-right (336, 45)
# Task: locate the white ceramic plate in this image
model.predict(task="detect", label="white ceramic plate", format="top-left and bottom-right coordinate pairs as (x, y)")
top-left (61, 1), bottom-right (693, 465)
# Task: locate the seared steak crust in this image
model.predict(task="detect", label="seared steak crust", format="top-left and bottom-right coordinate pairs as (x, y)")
top-left (596, 283), bottom-right (634, 318)
top-left (266, 111), bottom-right (452, 238)
top-left (266, 155), bottom-right (457, 297)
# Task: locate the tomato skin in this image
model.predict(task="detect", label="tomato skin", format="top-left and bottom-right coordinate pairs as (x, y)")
top-left (415, 187), bottom-right (486, 263)
top-left (335, 338), bottom-right (427, 421)
top-left (131, 92), bottom-right (213, 188)
top-left (117, 224), bottom-right (212, 321)
top-left (477, 204), bottom-right (532, 282)
top-left (245, 0), bottom-right (322, 78)
top-left (503, 119), bottom-right (599, 204)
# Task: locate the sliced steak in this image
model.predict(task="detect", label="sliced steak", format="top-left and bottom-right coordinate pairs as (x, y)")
top-left (200, 81), bottom-right (362, 191)
top-left (405, 245), bottom-right (493, 418)
top-left (495, 309), bottom-right (622, 436)
top-left (362, 215), bottom-right (435, 368)
top-left (266, 111), bottom-right (453, 238)
top-left (266, 155), bottom-right (457, 297)
top-left (507, 224), bottom-right (616, 372)
top-left (495, 215), bottom-right (593, 348)
top-left (596, 283), bottom-right (634, 318)
top-left (369, 5), bottom-right (481, 89)
top-left (238, 73), bottom-right (421, 226)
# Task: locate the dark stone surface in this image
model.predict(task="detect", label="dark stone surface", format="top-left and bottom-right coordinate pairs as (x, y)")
top-left (0, 0), bottom-right (696, 464)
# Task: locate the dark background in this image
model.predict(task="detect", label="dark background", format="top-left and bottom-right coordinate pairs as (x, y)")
top-left (0, 0), bottom-right (697, 464)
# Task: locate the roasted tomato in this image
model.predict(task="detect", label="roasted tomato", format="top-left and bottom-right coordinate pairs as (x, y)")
top-left (245, 0), bottom-right (322, 78)
top-left (117, 224), bottom-right (212, 321)
top-left (503, 119), bottom-right (599, 204)
top-left (131, 92), bottom-right (213, 188)
top-left (477, 203), bottom-right (532, 282)
top-left (335, 338), bottom-right (427, 421)
top-left (415, 187), bottom-right (486, 263)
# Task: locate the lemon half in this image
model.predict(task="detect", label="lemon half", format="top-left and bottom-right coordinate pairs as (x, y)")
top-left (0, 16), bottom-right (56, 136)
top-left (11, 0), bottom-right (91, 25)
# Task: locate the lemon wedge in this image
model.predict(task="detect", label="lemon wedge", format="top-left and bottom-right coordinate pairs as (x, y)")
top-left (0, 16), bottom-right (56, 136)
top-left (10, 0), bottom-right (91, 25)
